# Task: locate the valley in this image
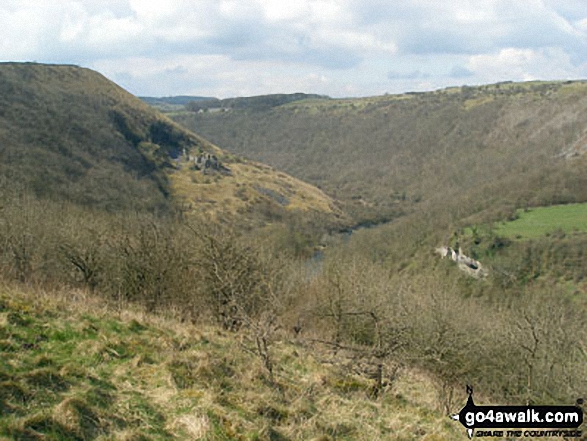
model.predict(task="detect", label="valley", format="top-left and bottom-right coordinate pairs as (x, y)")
top-left (0, 63), bottom-right (586, 440)
top-left (172, 81), bottom-right (587, 225)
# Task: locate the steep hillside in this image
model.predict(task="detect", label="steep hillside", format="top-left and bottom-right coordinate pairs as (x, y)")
top-left (0, 283), bottom-right (463, 440)
top-left (0, 63), bottom-right (188, 212)
top-left (0, 63), bottom-right (342, 226)
top-left (173, 81), bottom-right (587, 223)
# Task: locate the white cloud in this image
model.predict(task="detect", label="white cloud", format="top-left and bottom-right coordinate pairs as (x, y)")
top-left (258, 0), bottom-right (309, 21)
top-left (314, 29), bottom-right (396, 53)
top-left (467, 47), bottom-right (585, 82)
top-left (92, 54), bottom-right (337, 97)
top-left (0, 0), bottom-right (587, 96)
top-left (577, 18), bottom-right (587, 31)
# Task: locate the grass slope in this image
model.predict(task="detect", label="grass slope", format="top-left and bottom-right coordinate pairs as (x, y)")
top-left (493, 203), bottom-right (587, 239)
top-left (170, 157), bottom-right (344, 224)
top-left (0, 284), bottom-right (461, 440)
top-left (454, 203), bottom-right (587, 291)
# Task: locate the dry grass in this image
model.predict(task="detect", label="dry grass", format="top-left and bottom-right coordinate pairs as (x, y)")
top-left (169, 155), bottom-right (345, 222)
top-left (0, 282), bottom-right (464, 440)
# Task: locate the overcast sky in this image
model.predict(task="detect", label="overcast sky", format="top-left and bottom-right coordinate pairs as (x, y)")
top-left (1, 0), bottom-right (587, 98)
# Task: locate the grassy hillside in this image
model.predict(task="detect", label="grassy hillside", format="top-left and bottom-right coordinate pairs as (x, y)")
top-left (0, 283), bottom-right (463, 440)
top-left (491, 203), bottom-right (587, 239)
top-left (172, 81), bottom-right (587, 223)
top-left (170, 158), bottom-right (344, 225)
top-left (453, 203), bottom-right (587, 291)
top-left (0, 63), bottom-right (342, 228)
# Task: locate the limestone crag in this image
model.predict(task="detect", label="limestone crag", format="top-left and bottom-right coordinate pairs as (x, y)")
top-left (182, 148), bottom-right (231, 174)
top-left (435, 246), bottom-right (488, 279)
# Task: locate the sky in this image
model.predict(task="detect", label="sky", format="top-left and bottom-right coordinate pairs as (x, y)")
top-left (1, 0), bottom-right (587, 98)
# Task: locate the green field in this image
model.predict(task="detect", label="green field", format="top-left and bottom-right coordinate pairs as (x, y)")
top-left (494, 203), bottom-right (587, 239)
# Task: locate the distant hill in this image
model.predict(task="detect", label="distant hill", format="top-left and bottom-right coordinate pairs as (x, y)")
top-left (0, 63), bottom-right (343, 226)
top-left (186, 93), bottom-right (329, 112)
top-left (172, 81), bottom-right (587, 224)
top-left (140, 95), bottom-right (215, 105)
top-left (140, 96), bottom-right (218, 114)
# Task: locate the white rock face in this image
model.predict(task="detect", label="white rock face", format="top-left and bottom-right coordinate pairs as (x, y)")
top-left (435, 246), bottom-right (488, 279)
top-left (557, 133), bottom-right (587, 159)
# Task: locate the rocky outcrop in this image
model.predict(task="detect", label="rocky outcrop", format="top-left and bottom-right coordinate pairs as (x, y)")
top-left (182, 149), bottom-right (231, 174)
top-left (556, 132), bottom-right (587, 159)
top-left (435, 246), bottom-right (488, 279)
